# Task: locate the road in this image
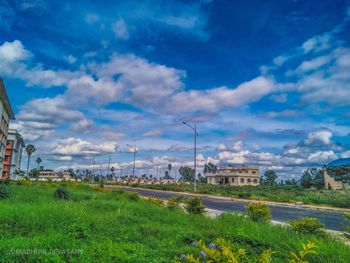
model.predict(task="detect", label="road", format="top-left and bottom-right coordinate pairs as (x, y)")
top-left (109, 186), bottom-right (348, 231)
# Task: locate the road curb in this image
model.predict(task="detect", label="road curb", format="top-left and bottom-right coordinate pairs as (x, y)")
top-left (105, 184), bottom-right (350, 213)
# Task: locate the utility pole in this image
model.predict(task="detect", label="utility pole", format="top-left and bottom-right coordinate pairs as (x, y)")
top-left (127, 144), bottom-right (138, 178)
top-left (183, 122), bottom-right (198, 192)
top-left (107, 156), bottom-right (111, 177)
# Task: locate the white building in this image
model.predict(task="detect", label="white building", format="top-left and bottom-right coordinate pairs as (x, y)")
top-left (206, 166), bottom-right (260, 186)
top-left (38, 170), bottom-right (71, 182)
top-left (6, 129), bottom-right (25, 179)
top-left (0, 78), bottom-right (15, 180)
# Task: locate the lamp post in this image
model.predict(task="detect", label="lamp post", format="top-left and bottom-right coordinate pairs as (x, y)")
top-left (127, 144), bottom-right (138, 178)
top-left (182, 121), bottom-right (198, 192)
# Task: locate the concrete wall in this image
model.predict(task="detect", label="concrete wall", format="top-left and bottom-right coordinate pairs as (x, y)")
top-left (324, 170), bottom-right (343, 190)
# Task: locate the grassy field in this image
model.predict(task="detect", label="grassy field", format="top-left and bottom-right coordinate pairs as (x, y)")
top-left (129, 183), bottom-right (350, 208)
top-left (0, 182), bottom-right (349, 262)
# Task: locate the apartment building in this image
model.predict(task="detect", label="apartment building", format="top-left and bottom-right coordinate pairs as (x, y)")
top-left (0, 78), bottom-right (15, 181)
top-left (3, 129), bottom-right (25, 180)
top-left (206, 166), bottom-right (260, 186)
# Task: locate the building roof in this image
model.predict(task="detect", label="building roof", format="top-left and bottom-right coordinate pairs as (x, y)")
top-left (0, 77), bottom-right (15, 120)
top-left (219, 166), bottom-right (259, 170)
top-left (8, 129), bottom-right (25, 147)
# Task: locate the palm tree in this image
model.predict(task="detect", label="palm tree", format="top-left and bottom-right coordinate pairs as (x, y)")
top-left (25, 144), bottom-right (36, 176)
top-left (36, 157), bottom-right (42, 169)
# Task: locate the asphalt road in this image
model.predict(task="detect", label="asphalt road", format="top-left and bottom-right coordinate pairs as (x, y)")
top-left (111, 186), bottom-right (348, 231)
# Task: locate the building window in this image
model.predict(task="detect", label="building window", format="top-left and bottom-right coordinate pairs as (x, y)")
top-left (240, 178), bottom-right (244, 183)
top-left (253, 179), bottom-right (258, 183)
top-left (247, 178), bottom-right (251, 183)
top-left (252, 171), bottom-right (256, 174)
top-left (231, 178), bottom-right (234, 183)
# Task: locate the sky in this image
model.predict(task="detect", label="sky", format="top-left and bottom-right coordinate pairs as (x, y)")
top-left (0, 0), bottom-right (350, 179)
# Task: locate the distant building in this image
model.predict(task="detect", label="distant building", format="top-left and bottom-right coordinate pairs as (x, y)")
top-left (37, 170), bottom-right (71, 182)
top-left (0, 78), bottom-right (15, 181)
top-left (206, 166), bottom-right (260, 186)
top-left (3, 129), bottom-right (25, 180)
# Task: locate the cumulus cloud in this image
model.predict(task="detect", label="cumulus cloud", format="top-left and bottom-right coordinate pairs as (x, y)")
top-left (302, 130), bottom-right (332, 147)
top-left (52, 138), bottom-right (117, 157)
top-left (0, 40), bottom-right (30, 63)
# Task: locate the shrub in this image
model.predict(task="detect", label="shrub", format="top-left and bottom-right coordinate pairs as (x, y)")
top-left (54, 187), bottom-right (70, 200)
top-left (167, 195), bottom-right (184, 210)
top-left (290, 217), bottom-right (325, 235)
top-left (146, 197), bottom-right (164, 206)
top-left (0, 184), bottom-right (10, 199)
top-left (185, 197), bottom-right (205, 215)
top-left (126, 192), bottom-right (140, 201)
top-left (246, 202), bottom-right (271, 223)
top-left (175, 238), bottom-right (318, 263)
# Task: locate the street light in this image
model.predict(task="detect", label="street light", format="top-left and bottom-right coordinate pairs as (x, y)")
top-left (127, 144), bottom-right (138, 178)
top-left (182, 121), bottom-right (198, 192)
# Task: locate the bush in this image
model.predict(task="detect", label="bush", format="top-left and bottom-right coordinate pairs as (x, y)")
top-left (54, 187), bottom-right (70, 200)
top-left (246, 202), bottom-right (271, 223)
top-left (185, 197), bottom-right (205, 215)
top-left (175, 238), bottom-right (318, 263)
top-left (290, 217), bottom-right (325, 234)
top-left (126, 192), bottom-right (140, 201)
top-left (0, 184), bottom-right (10, 199)
top-left (167, 195), bottom-right (184, 210)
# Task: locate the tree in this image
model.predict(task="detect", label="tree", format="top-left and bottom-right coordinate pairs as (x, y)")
top-left (263, 170), bottom-right (278, 185)
top-left (300, 170), bottom-right (314, 188)
top-left (204, 162), bottom-right (218, 174)
top-left (167, 163), bottom-right (172, 177)
top-left (300, 168), bottom-right (324, 189)
top-left (179, 166), bottom-right (195, 182)
top-left (25, 144), bottom-right (36, 176)
top-left (35, 157), bottom-right (42, 169)
top-left (110, 166), bottom-right (115, 179)
top-left (164, 171), bottom-right (171, 179)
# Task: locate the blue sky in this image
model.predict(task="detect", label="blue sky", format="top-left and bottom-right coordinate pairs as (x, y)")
top-left (0, 0), bottom-right (350, 179)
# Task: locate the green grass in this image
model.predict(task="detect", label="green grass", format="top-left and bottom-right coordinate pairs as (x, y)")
top-left (0, 182), bottom-right (349, 262)
top-left (130, 183), bottom-right (350, 208)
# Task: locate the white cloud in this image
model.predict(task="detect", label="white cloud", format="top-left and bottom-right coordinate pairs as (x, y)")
top-left (70, 118), bottom-right (94, 132)
top-left (112, 18), bottom-right (129, 40)
top-left (0, 40), bottom-right (30, 63)
top-left (52, 138), bottom-right (117, 157)
top-left (166, 76), bottom-right (276, 114)
top-left (303, 130), bottom-right (332, 147)
top-left (296, 55), bottom-right (331, 73)
top-left (143, 130), bottom-right (162, 137)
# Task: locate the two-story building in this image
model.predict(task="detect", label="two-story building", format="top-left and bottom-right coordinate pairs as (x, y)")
top-left (0, 78), bottom-right (15, 181)
top-left (206, 166), bottom-right (260, 186)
